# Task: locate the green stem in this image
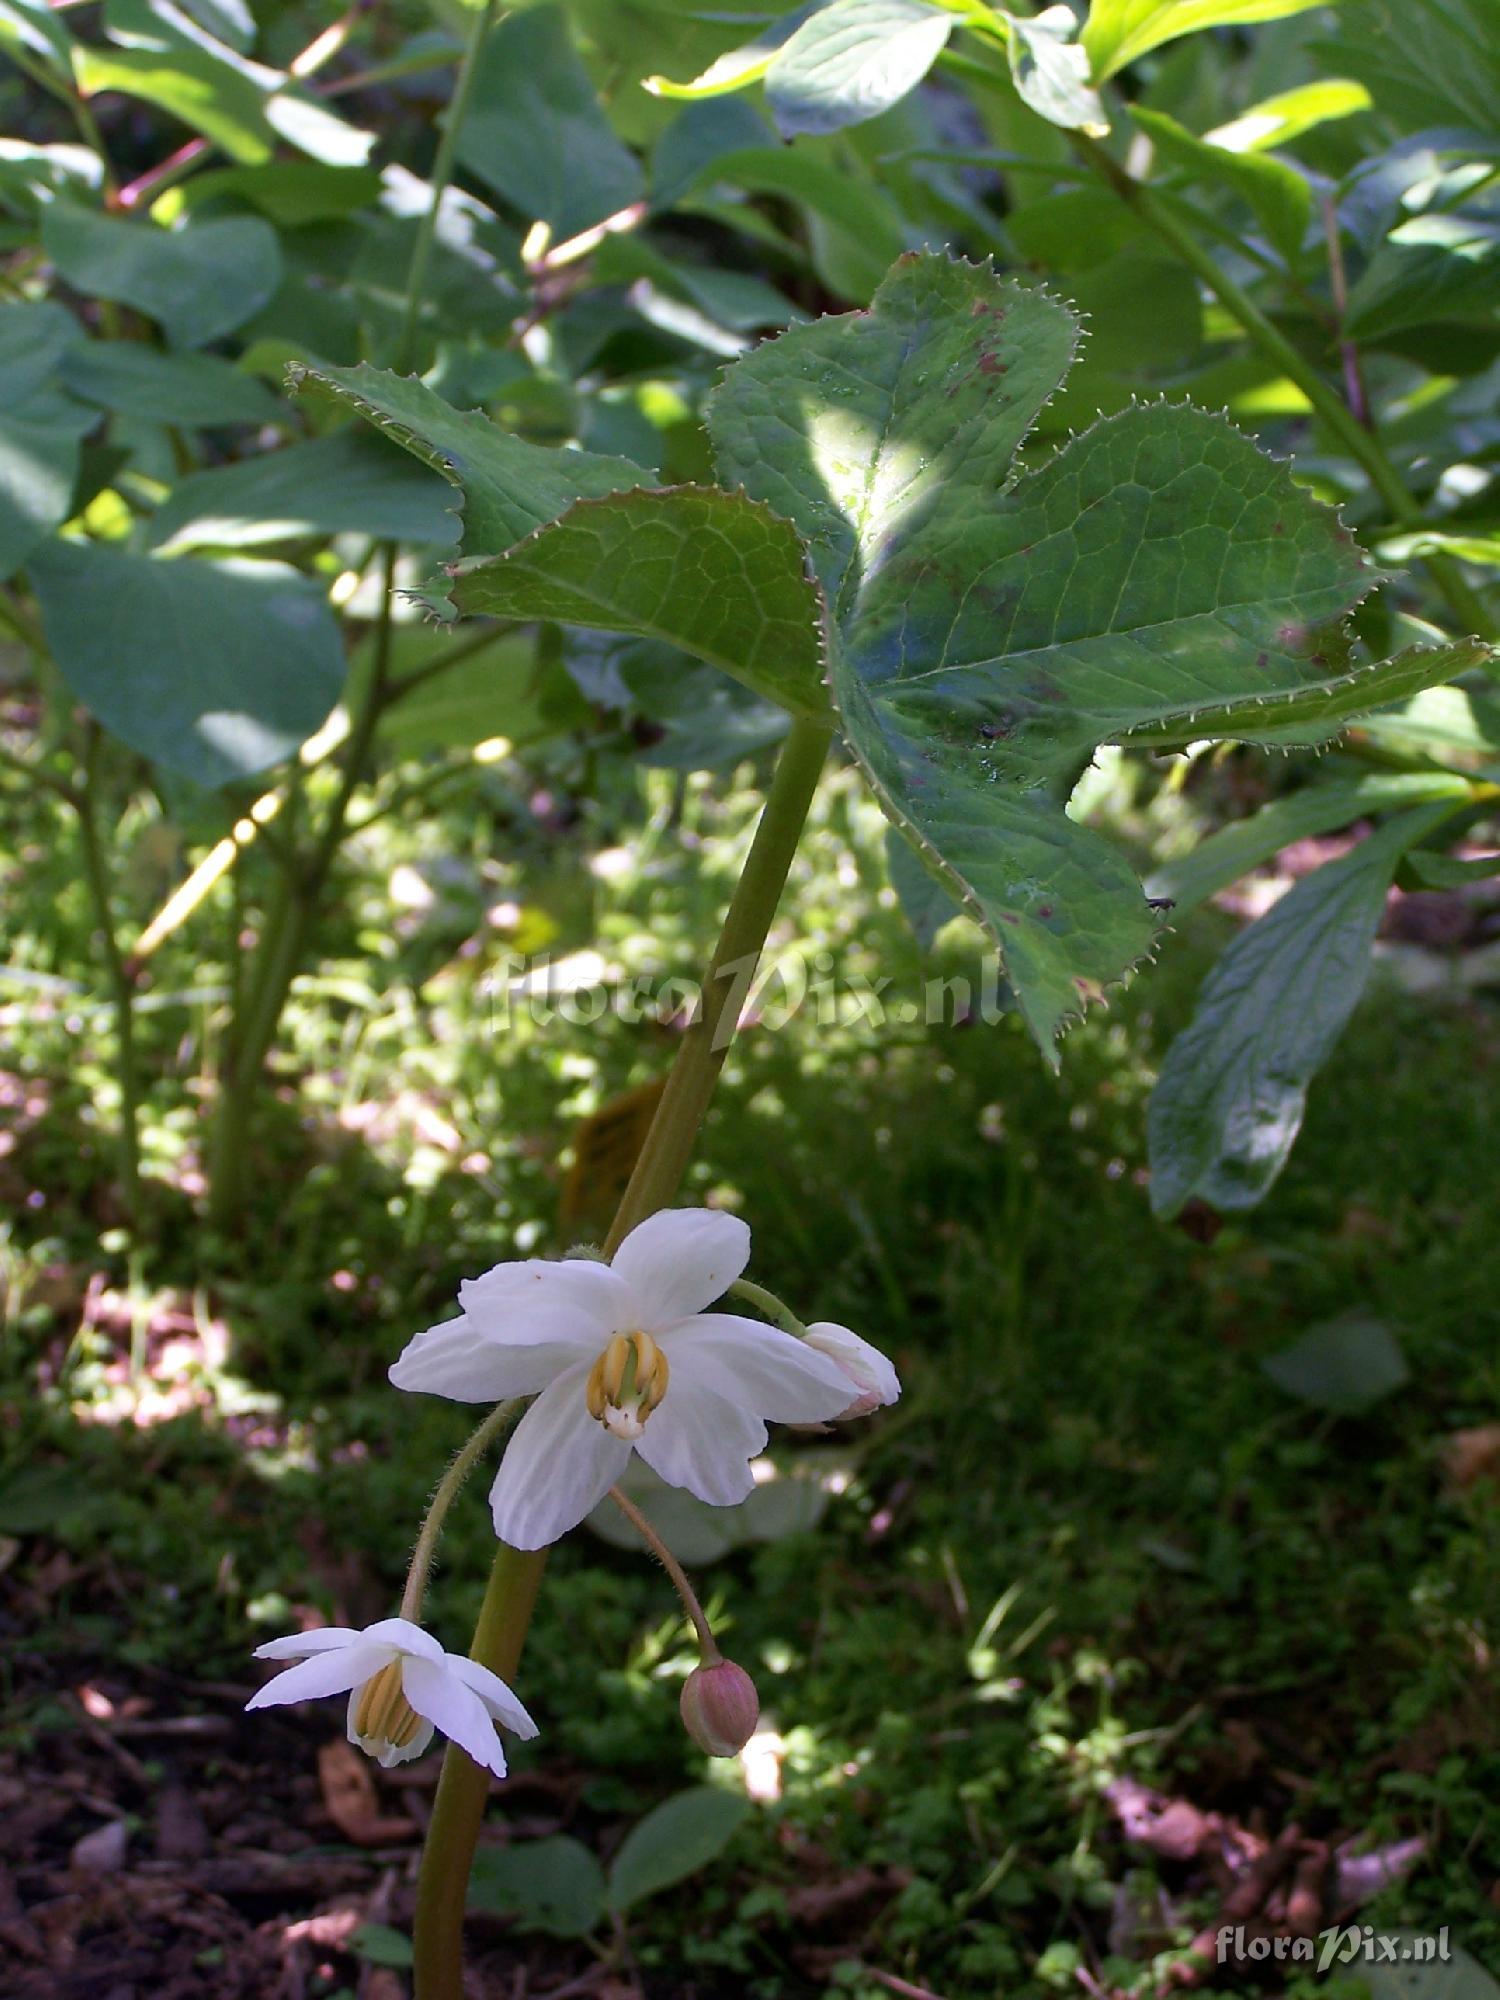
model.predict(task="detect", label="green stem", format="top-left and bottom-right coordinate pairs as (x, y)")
top-left (412, 1544), bottom-right (545, 1998)
top-left (728, 1276), bottom-right (807, 1337)
top-left (605, 717), bottom-right (835, 1251)
top-left (410, 715), bottom-right (834, 2000)
top-left (400, 1401), bottom-right (519, 1622)
top-left (395, 0), bottom-right (498, 375)
top-left (74, 729), bottom-right (142, 1222)
top-left (1072, 133), bottom-right (1498, 645)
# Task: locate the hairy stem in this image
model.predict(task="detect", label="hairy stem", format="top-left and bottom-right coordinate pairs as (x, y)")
top-left (411, 716), bottom-right (834, 1999)
top-left (401, 1402), bottom-right (519, 1622)
top-left (607, 1485), bottom-right (720, 1659)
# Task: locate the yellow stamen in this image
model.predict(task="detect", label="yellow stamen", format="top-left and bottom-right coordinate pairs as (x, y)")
top-left (352, 1661), bottom-right (423, 1749)
top-left (584, 1331), bottom-right (670, 1436)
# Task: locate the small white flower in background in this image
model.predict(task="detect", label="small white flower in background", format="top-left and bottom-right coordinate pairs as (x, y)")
top-left (389, 1209), bottom-right (891, 1549)
top-left (246, 1617), bottom-right (537, 1777)
top-left (803, 1322), bottom-right (901, 1419)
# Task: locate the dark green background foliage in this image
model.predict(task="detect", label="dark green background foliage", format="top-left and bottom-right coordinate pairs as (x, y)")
top-left (0, 0), bottom-right (1496, 1994)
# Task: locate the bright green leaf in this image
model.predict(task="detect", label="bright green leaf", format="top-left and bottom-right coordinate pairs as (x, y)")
top-left (645, 3), bottom-right (824, 101)
top-left (29, 540), bottom-right (345, 786)
top-left (1002, 6), bottom-right (1109, 136)
top-left (1083, 0), bottom-right (1329, 81)
top-left (0, 0), bottom-right (73, 69)
top-left (606, 1788), bottom-right (753, 1913)
top-left (457, 4), bottom-right (644, 243)
top-left (41, 206), bottom-right (281, 348)
top-left (1147, 802), bottom-right (1461, 1217)
top-left (468, 1838), bottom-right (607, 1938)
top-left (1132, 104), bottom-right (1310, 264)
top-left (73, 42), bottom-right (274, 162)
top-left (1205, 77), bottom-right (1372, 151)
top-left (764, 0), bottom-right (953, 139)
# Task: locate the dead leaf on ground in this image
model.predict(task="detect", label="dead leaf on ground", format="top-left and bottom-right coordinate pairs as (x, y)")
top-left (317, 1741), bottom-right (418, 1847)
top-left (1441, 1424), bottom-right (1500, 1493)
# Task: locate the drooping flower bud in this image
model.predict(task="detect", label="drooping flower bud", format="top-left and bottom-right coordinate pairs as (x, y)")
top-left (680, 1657), bottom-right (759, 1758)
top-left (803, 1322), bottom-right (900, 1419)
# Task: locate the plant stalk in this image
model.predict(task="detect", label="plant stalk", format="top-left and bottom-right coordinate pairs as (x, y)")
top-left (74, 729), bottom-right (143, 1222)
top-left (410, 715), bottom-right (834, 1998)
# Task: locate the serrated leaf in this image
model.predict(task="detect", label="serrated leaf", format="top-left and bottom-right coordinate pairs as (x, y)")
top-left (456, 4), bottom-right (644, 242)
top-left (294, 365), bottom-right (651, 572)
top-left (707, 253), bottom-right (1383, 1054)
top-left (1132, 104), bottom-right (1310, 264)
top-left (606, 1788), bottom-right (752, 1913)
top-left (29, 540), bottom-right (344, 786)
top-left (763, 0), bottom-right (953, 139)
top-left (1261, 1312), bottom-right (1410, 1413)
top-left (1145, 772), bottom-right (1474, 915)
top-left (1002, 6), bottom-right (1109, 136)
top-left (1121, 641), bottom-right (1496, 750)
top-left (887, 821), bottom-right (963, 947)
top-left (1148, 802), bottom-right (1461, 1217)
top-left (1082, 0), bottom-right (1327, 80)
top-left (41, 206), bottom-right (281, 348)
top-left (449, 487), bottom-right (831, 719)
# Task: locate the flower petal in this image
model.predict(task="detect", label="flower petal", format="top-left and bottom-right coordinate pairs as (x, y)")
top-left (358, 1617), bottom-right (446, 1661)
top-left (460, 1256), bottom-right (631, 1340)
top-left (389, 1315), bottom-right (584, 1402)
top-left (346, 1691), bottom-right (436, 1768)
top-left (402, 1656), bottom-right (510, 1778)
top-left (253, 1626), bottom-right (361, 1661)
top-left (610, 1210), bottom-right (751, 1326)
top-left (667, 1314), bottom-right (856, 1422)
top-left (804, 1322), bottom-right (901, 1409)
top-left (487, 1364), bottom-right (632, 1549)
top-left (634, 1379), bottom-right (766, 1507)
top-left (450, 1657), bottom-right (540, 1740)
top-left (245, 1640), bottom-right (390, 1710)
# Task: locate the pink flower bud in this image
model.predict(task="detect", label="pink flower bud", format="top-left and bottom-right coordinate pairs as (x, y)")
top-left (679, 1657), bottom-right (759, 1758)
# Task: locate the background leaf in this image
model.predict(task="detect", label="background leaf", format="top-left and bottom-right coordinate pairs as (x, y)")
top-left (41, 206), bottom-right (281, 348)
top-left (1083, 0), bottom-right (1329, 81)
top-left (1147, 803), bottom-right (1461, 1218)
top-left (606, 1788), bottom-right (752, 1912)
top-left (456, 3), bottom-right (645, 242)
top-left (467, 1837), bottom-right (607, 1938)
top-left (29, 541), bottom-right (345, 786)
top-left (1260, 1312), bottom-right (1411, 1413)
top-left (763, 0), bottom-right (953, 139)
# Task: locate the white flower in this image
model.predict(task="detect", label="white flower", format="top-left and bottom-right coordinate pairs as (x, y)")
top-left (389, 1209), bottom-right (875, 1549)
top-left (803, 1322), bottom-right (901, 1418)
top-left (245, 1616), bottom-right (537, 1777)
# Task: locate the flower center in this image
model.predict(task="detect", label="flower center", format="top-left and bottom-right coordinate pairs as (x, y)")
top-left (352, 1661), bottom-right (423, 1750)
top-left (585, 1330), bottom-right (669, 1441)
